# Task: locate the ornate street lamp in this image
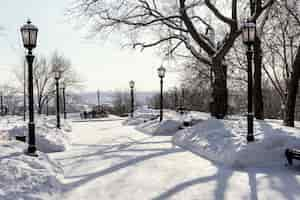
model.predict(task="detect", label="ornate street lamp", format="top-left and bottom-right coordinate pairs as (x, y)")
top-left (242, 20), bottom-right (256, 142)
top-left (54, 69), bottom-right (62, 128)
top-left (62, 83), bottom-right (67, 119)
top-left (129, 80), bottom-right (135, 118)
top-left (20, 19), bottom-right (38, 156)
top-left (157, 65), bottom-right (166, 122)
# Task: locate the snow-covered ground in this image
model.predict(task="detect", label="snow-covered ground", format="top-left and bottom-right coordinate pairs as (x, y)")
top-left (50, 118), bottom-right (300, 200)
top-left (0, 140), bottom-right (62, 200)
top-left (0, 115), bottom-right (71, 153)
top-left (0, 115), bottom-right (72, 200)
top-left (174, 117), bottom-right (300, 167)
top-left (130, 108), bottom-right (300, 168)
top-left (1, 110), bottom-right (300, 199)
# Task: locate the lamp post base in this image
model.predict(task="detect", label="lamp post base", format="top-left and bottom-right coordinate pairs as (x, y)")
top-left (247, 113), bottom-right (254, 142)
top-left (247, 135), bottom-right (255, 142)
top-left (26, 145), bottom-right (38, 157)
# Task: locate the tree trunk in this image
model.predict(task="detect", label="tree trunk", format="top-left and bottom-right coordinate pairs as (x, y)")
top-left (38, 102), bottom-right (42, 115)
top-left (211, 59), bottom-right (228, 119)
top-left (253, 38), bottom-right (264, 120)
top-left (284, 46), bottom-right (300, 127)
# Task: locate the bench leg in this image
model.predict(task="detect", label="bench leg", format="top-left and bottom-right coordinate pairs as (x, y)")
top-left (285, 149), bottom-right (293, 165)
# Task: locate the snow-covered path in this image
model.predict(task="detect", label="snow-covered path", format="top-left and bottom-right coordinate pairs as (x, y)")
top-left (50, 119), bottom-right (300, 200)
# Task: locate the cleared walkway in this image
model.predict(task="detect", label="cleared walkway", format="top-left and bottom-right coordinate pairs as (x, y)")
top-left (50, 119), bottom-right (300, 200)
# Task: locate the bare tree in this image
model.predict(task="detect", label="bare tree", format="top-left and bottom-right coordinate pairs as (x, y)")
top-left (70, 0), bottom-right (274, 119)
top-left (259, 0), bottom-right (300, 126)
top-left (14, 51), bottom-right (82, 114)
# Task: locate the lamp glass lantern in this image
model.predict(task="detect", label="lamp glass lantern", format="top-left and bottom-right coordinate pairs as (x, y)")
top-left (157, 65), bottom-right (166, 78)
top-left (129, 80), bottom-right (135, 89)
top-left (242, 21), bottom-right (256, 45)
top-left (20, 20), bottom-right (38, 50)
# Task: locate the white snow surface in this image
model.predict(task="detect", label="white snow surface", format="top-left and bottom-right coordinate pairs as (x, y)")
top-left (50, 118), bottom-right (300, 200)
top-left (0, 140), bottom-right (62, 200)
top-left (124, 107), bottom-right (159, 125)
top-left (174, 117), bottom-right (300, 167)
top-left (0, 116), bottom-right (71, 153)
top-left (1, 111), bottom-right (300, 199)
top-left (136, 119), bottom-right (182, 136)
top-left (126, 108), bottom-right (208, 135)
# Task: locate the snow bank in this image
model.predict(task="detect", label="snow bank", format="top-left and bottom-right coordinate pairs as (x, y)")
top-left (136, 119), bottom-right (182, 136)
top-left (0, 141), bottom-right (62, 199)
top-left (173, 118), bottom-right (300, 167)
top-left (124, 107), bottom-right (159, 125)
top-left (125, 107), bottom-right (210, 135)
top-left (1, 116), bottom-right (71, 153)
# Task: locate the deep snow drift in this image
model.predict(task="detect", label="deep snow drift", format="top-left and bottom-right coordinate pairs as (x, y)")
top-left (1, 116), bottom-right (71, 153)
top-left (0, 115), bottom-right (73, 200)
top-left (0, 141), bottom-right (62, 200)
top-left (124, 107), bottom-right (159, 126)
top-left (174, 117), bottom-right (300, 167)
top-left (128, 108), bottom-right (300, 167)
top-left (127, 107), bottom-right (208, 136)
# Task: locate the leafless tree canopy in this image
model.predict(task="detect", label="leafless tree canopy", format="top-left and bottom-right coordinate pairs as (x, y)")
top-left (71, 0), bottom-right (273, 62)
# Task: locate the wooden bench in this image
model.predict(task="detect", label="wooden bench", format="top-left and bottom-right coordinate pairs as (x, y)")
top-left (285, 148), bottom-right (300, 165)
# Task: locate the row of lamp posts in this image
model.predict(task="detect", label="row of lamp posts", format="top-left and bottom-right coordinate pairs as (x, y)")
top-left (21, 20), bottom-right (68, 156)
top-left (19, 10), bottom-right (255, 156)
top-left (54, 71), bottom-right (68, 128)
top-left (129, 65), bottom-right (166, 122)
top-left (128, 22), bottom-right (255, 142)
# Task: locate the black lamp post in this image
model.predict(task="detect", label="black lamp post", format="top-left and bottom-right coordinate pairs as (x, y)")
top-left (54, 70), bottom-right (62, 129)
top-left (97, 89), bottom-right (100, 107)
top-left (20, 20), bottom-right (38, 156)
top-left (129, 80), bottom-right (135, 118)
top-left (174, 87), bottom-right (178, 110)
top-left (242, 20), bottom-right (256, 142)
top-left (0, 92), bottom-right (3, 116)
top-left (24, 59), bottom-right (26, 121)
top-left (157, 65), bottom-right (166, 122)
top-left (46, 95), bottom-right (49, 116)
top-left (62, 83), bottom-right (67, 119)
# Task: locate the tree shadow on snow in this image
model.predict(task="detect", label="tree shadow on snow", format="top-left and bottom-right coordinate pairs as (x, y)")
top-left (152, 164), bottom-right (300, 200)
top-left (62, 148), bottom-right (184, 191)
top-left (59, 135), bottom-right (183, 192)
top-left (152, 166), bottom-right (233, 200)
top-left (247, 166), bottom-right (300, 200)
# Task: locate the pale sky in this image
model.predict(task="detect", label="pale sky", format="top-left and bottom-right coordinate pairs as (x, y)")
top-left (0, 0), bottom-right (180, 92)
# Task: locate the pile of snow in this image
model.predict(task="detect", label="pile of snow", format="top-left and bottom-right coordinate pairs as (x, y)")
top-left (1, 116), bottom-right (71, 153)
top-left (173, 118), bottom-right (300, 167)
top-left (124, 107), bottom-right (159, 125)
top-left (125, 108), bottom-right (210, 135)
top-left (0, 141), bottom-right (62, 199)
top-left (136, 119), bottom-right (182, 136)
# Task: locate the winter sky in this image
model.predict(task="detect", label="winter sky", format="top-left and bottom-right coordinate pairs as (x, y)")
top-left (0, 0), bottom-right (180, 92)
